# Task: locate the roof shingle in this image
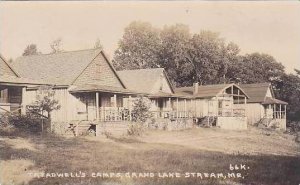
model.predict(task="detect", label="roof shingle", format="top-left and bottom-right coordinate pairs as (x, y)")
top-left (117, 68), bottom-right (166, 94)
top-left (239, 83), bottom-right (270, 103)
top-left (12, 49), bottom-right (102, 85)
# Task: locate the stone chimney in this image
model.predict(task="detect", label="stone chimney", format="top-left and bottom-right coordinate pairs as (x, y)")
top-left (193, 82), bottom-right (199, 95)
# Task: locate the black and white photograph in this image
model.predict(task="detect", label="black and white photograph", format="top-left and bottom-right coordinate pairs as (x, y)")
top-left (0, 1), bottom-right (299, 185)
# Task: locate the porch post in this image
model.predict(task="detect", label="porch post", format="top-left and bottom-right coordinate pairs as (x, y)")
top-left (113, 94), bottom-right (117, 121)
top-left (273, 104), bottom-right (276, 119)
top-left (113, 94), bottom-right (117, 107)
top-left (279, 104), bottom-right (282, 119)
top-left (129, 95), bottom-right (132, 121)
top-left (176, 98), bottom-right (179, 118)
top-left (96, 92), bottom-right (99, 121)
top-left (244, 96), bottom-right (247, 104)
top-left (21, 87), bottom-right (26, 115)
top-left (237, 89), bottom-right (240, 104)
top-left (284, 105), bottom-right (287, 119)
top-left (184, 99), bottom-right (187, 118)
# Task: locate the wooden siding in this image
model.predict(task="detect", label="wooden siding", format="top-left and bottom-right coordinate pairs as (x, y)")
top-left (0, 57), bottom-right (17, 77)
top-left (73, 54), bottom-right (123, 88)
top-left (235, 103), bottom-right (264, 125)
top-left (24, 88), bottom-right (74, 122)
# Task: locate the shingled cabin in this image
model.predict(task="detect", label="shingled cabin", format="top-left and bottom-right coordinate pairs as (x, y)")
top-left (239, 83), bottom-right (287, 130)
top-left (0, 54), bottom-right (45, 115)
top-left (175, 83), bottom-right (249, 129)
top-left (12, 49), bottom-right (142, 135)
top-left (117, 68), bottom-right (192, 119)
top-left (118, 68), bottom-right (249, 130)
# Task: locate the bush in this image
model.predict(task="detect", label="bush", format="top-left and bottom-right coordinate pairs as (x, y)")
top-left (131, 97), bottom-right (152, 123)
top-left (8, 114), bottom-right (47, 133)
top-left (287, 121), bottom-right (300, 133)
top-left (127, 122), bottom-right (145, 136)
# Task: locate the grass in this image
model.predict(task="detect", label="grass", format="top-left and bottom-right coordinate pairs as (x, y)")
top-left (0, 127), bottom-right (299, 185)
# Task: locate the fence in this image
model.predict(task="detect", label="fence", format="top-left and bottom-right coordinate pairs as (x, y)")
top-left (151, 111), bottom-right (194, 119)
top-left (218, 108), bottom-right (245, 117)
top-left (99, 107), bottom-right (131, 121)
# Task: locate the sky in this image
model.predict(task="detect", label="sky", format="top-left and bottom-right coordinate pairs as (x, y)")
top-left (0, 1), bottom-right (299, 73)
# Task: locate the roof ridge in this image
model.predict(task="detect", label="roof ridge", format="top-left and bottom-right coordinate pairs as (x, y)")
top-left (15, 48), bottom-right (101, 59)
top-left (117, 68), bottom-right (164, 72)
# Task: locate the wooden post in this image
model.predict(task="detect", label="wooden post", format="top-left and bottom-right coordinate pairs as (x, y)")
top-left (237, 89), bottom-right (240, 104)
top-left (129, 95), bottom-right (132, 121)
top-left (113, 94), bottom-right (117, 108)
top-left (284, 105), bottom-right (287, 119)
top-left (244, 97), bottom-right (247, 104)
top-left (96, 92), bottom-right (99, 121)
top-left (21, 87), bottom-right (26, 115)
top-left (184, 99), bottom-right (187, 118)
top-left (279, 104), bottom-right (282, 119)
top-left (95, 124), bottom-right (98, 137)
top-left (176, 98), bottom-right (179, 118)
top-left (273, 104), bottom-right (276, 119)
top-left (113, 94), bottom-right (117, 121)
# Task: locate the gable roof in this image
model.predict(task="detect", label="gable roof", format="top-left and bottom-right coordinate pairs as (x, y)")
top-left (175, 83), bottom-right (249, 98)
top-left (117, 68), bottom-right (174, 94)
top-left (12, 49), bottom-right (125, 87)
top-left (239, 83), bottom-right (272, 103)
top-left (0, 54), bottom-right (19, 77)
top-left (0, 54), bottom-right (48, 85)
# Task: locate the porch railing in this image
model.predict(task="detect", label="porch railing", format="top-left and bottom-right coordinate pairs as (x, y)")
top-left (151, 111), bottom-right (194, 119)
top-left (98, 107), bottom-right (131, 122)
top-left (271, 111), bottom-right (286, 119)
top-left (218, 108), bottom-right (245, 117)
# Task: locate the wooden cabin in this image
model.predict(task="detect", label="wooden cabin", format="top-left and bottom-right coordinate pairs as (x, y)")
top-left (239, 83), bottom-right (287, 130)
top-left (175, 83), bottom-right (249, 129)
top-left (0, 54), bottom-right (46, 115)
top-left (12, 49), bottom-right (141, 133)
top-left (118, 68), bottom-right (192, 119)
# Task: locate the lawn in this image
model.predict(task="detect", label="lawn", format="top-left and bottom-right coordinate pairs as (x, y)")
top-left (0, 127), bottom-right (299, 185)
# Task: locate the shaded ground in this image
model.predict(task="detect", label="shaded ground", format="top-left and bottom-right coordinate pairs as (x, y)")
top-left (0, 128), bottom-right (299, 185)
top-left (140, 127), bottom-right (300, 156)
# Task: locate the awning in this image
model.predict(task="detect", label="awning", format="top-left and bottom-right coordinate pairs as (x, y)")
top-left (148, 92), bottom-right (192, 99)
top-left (68, 84), bottom-right (146, 95)
top-left (262, 97), bottom-right (288, 105)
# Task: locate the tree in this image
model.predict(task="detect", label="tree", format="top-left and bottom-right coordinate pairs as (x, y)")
top-left (23, 44), bottom-right (39, 56)
top-left (114, 22), bottom-right (241, 87)
top-left (113, 21), bottom-right (161, 70)
top-left (94, 38), bottom-right (103, 50)
top-left (50, 38), bottom-right (63, 53)
top-left (275, 70), bottom-right (300, 121)
top-left (228, 53), bottom-right (285, 84)
top-left (159, 24), bottom-right (192, 86)
top-left (35, 86), bottom-right (61, 120)
top-left (186, 31), bottom-right (239, 85)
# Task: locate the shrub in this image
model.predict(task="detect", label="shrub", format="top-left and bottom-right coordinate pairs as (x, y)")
top-left (33, 85), bottom-right (61, 120)
top-left (128, 97), bottom-right (152, 136)
top-left (8, 114), bottom-right (47, 133)
top-left (127, 122), bottom-right (145, 136)
top-left (131, 97), bottom-right (152, 123)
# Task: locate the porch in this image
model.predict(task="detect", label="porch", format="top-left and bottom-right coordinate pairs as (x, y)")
top-left (0, 85), bottom-right (24, 114)
top-left (261, 98), bottom-right (287, 130)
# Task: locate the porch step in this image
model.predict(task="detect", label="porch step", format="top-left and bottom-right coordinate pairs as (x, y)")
top-left (70, 120), bottom-right (96, 136)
